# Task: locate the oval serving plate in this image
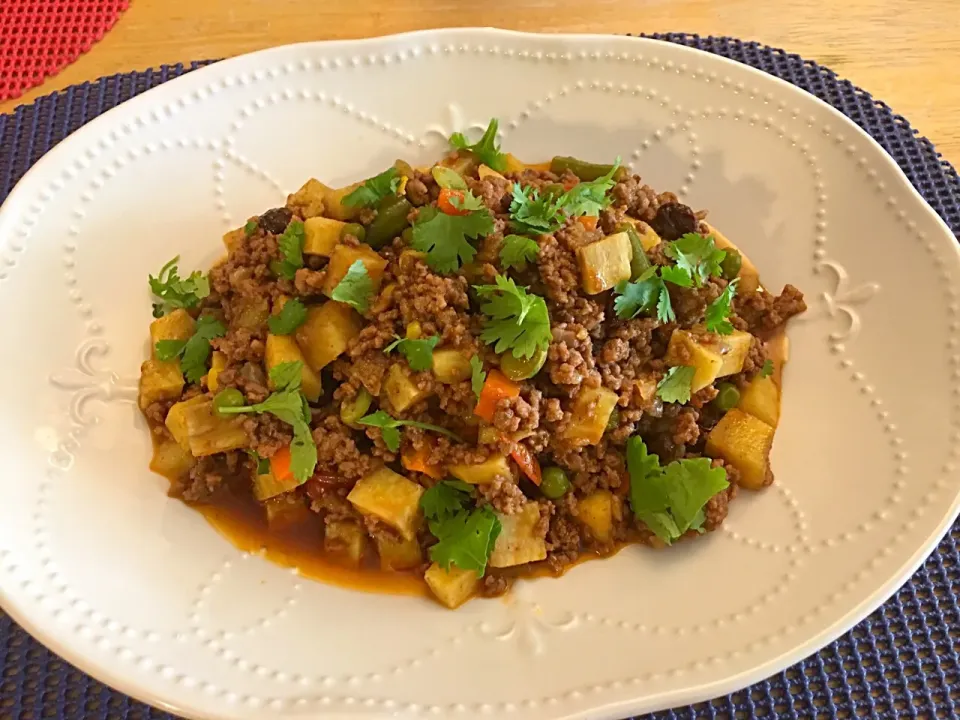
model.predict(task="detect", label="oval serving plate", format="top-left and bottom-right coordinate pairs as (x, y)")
top-left (0, 28), bottom-right (957, 720)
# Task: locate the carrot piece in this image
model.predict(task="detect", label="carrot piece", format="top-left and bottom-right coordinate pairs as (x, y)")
top-left (270, 445), bottom-right (294, 483)
top-left (510, 443), bottom-right (542, 486)
top-left (577, 215), bottom-right (599, 232)
top-left (401, 444), bottom-right (443, 479)
top-left (437, 188), bottom-right (470, 216)
top-left (474, 369), bottom-right (521, 423)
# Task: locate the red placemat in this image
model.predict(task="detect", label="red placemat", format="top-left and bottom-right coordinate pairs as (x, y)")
top-left (0, 0), bottom-right (130, 101)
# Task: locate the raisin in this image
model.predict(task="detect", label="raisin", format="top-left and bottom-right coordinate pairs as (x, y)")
top-left (650, 202), bottom-right (698, 241)
top-left (259, 207), bottom-right (293, 235)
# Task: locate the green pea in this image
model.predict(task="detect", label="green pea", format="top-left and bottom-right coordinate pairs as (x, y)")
top-left (541, 467), bottom-right (571, 499)
top-left (340, 388), bottom-right (373, 428)
top-left (213, 388), bottom-right (245, 417)
top-left (606, 408), bottom-right (620, 432)
top-left (721, 249), bottom-right (742, 281)
top-left (340, 222), bottom-right (366, 243)
top-left (500, 346), bottom-right (548, 381)
top-left (713, 382), bottom-right (741, 412)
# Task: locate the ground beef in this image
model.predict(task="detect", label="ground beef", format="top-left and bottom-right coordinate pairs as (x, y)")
top-left (212, 329), bottom-right (266, 365)
top-left (478, 476), bottom-right (528, 515)
top-left (536, 234), bottom-right (605, 331)
top-left (313, 415), bottom-right (373, 481)
top-left (144, 399), bottom-right (175, 432)
top-left (176, 452), bottom-right (244, 504)
top-left (244, 414), bottom-right (294, 458)
top-left (611, 176), bottom-right (661, 220)
top-left (672, 408), bottom-right (700, 445)
top-left (294, 268), bottom-right (327, 296)
top-left (405, 171), bottom-right (439, 207)
top-left (546, 506), bottom-right (583, 572)
top-left (670, 278), bottom-right (725, 327)
top-left (466, 175), bottom-right (512, 214)
top-left (479, 573), bottom-right (511, 598)
top-left (552, 441), bottom-right (626, 495)
top-left (215, 361), bottom-right (270, 402)
top-left (737, 284), bottom-right (807, 335)
top-left (545, 322), bottom-right (600, 393)
top-left (492, 388), bottom-right (541, 434)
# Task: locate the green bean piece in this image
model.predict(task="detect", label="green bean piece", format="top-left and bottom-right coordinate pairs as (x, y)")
top-left (606, 408), bottom-right (620, 432)
top-left (213, 388), bottom-right (245, 417)
top-left (366, 195), bottom-right (413, 249)
top-left (616, 222), bottom-right (651, 280)
top-left (713, 383), bottom-right (741, 412)
top-left (721, 248), bottom-right (742, 281)
top-left (340, 222), bottom-right (366, 243)
top-left (541, 467), bottom-right (571, 499)
top-left (500, 346), bottom-right (548, 381)
top-left (340, 388), bottom-right (373, 428)
top-left (550, 156), bottom-right (627, 182)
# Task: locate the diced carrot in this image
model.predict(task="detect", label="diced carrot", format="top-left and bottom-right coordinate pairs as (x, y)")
top-left (577, 215), bottom-right (599, 232)
top-left (270, 445), bottom-right (294, 483)
top-left (510, 443), bottom-right (542, 486)
top-left (401, 444), bottom-right (443, 479)
top-left (474, 369), bottom-right (520, 423)
top-left (437, 188), bottom-right (470, 216)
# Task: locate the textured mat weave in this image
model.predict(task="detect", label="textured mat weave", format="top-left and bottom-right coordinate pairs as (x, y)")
top-left (0, 0), bottom-right (130, 101)
top-left (1, 33), bottom-right (960, 720)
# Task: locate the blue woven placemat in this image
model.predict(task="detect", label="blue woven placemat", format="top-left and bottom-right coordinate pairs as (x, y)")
top-left (1, 32), bottom-right (959, 720)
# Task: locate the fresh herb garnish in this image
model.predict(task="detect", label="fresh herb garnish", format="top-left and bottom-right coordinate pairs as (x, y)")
top-left (218, 362), bottom-right (317, 483)
top-left (244, 219), bottom-right (258, 236)
top-left (448, 192), bottom-right (486, 213)
top-left (248, 449), bottom-right (271, 475)
top-left (474, 274), bottom-right (552, 360)
top-left (500, 234), bottom-right (540, 271)
top-left (704, 279), bottom-right (739, 335)
top-left (384, 335), bottom-right (440, 372)
top-left (508, 160), bottom-right (621, 234)
top-left (627, 436), bottom-right (729, 545)
top-left (267, 298), bottom-right (308, 335)
top-left (420, 480), bottom-right (502, 575)
top-left (356, 410), bottom-right (461, 453)
top-left (342, 167), bottom-right (400, 209)
top-left (470, 355), bottom-right (486, 399)
top-left (656, 365), bottom-right (695, 404)
top-left (555, 162), bottom-right (620, 217)
top-left (330, 260), bottom-right (374, 313)
top-left (272, 220), bottom-right (306, 280)
top-left (148, 256), bottom-right (210, 318)
top-left (410, 205), bottom-right (494, 274)
top-left (759, 359), bottom-right (774, 378)
top-left (613, 266), bottom-right (678, 324)
top-left (663, 233), bottom-right (726, 288)
top-left (154, 315), bottom-right (226, 384)
top-left (449, 118), bottom-right (507, 172)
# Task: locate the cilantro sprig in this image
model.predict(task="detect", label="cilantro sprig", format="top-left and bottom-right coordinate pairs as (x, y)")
top-left (508, 161), bottom-right (620, 234)
top-left (500, 234), bottom-right (539, 271)
top-left (627, 436), bottom-right (729, 545)
top-left (704, 279), bottom-right (738, 335)
top-left (664, 233), bottom-right (726, 288)
top-left (759, 359), bottom-right (774, 378)
top-left (357, 410), bottom-right (461, 453)
top-left (384, 335), bottom-right (440, 372)
top-left (330, 260), bottom-right (374, 313)
top-left (449, 118), bottom-right (507, 172)
top-left (420, 480), bottom-right (502, 575)
top-left (613, 267), bottom-right (675, 324)
top-left (411, 205), bottom-right (494, 274)
top-left (148, 256), bottom-right (210, 318)
top-left (155, 315), bottom-right (226, 384)
top-left (342, 167), bottom-right (400, 209)
top-left (218, 362), bottom-right (317, 483)
top-left (268, 298), bottom-right (308, 335)
top-left (470, 355), bottom-right (486, 399)
top-left (657, 366), bottom-right (695, 404)
top-left (271, 220), bottom-right (306, 280)
top-left (474, 274), bottom-right (552, 360)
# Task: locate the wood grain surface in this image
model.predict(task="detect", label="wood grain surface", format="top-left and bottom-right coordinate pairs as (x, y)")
top-left (3, 0), bottom-right (959, 162)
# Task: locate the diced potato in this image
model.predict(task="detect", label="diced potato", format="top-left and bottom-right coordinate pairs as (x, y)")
top-left (150, 438), bottom-right (195, 478)
top-left (303, 216), bottom-right (346, 256)
top-left (206, 351), bottom-right (227, 393)
top-left (322, 243), bottom-right (388, 298)
top-left (634, 373), bottom-right (659, 405)
top-left (376, 534), bottom-right (423, 571)
top-left (706, 223), bottom-right (760, 295)
top-left (188, 421), bottom-right (249, 457)
top-left (295, 302), bottom-right (363, 372)
top-left (490, 503), bottom-right (547, 568)
top-left (223, 227), bottom-right (246, 253)
top-left (382, 364), bottom-right (431, 414)
top-left (619, 218), bottom-right (661, 251)
top-left (347, 467), bottom-right (424, 540)
top-left (265, 334), bottom-right (322, 402)
top-left (576, 489), bottom-right (615, 542)
top-left (139, 359), bottom-right (185, 409)
top-left (149, 309), bottom-right (196, 352)
top-left (254, 471), bottom-right (302, 501)
top-left (432, 349), bottom-right (472, 384)
top-left (264, 495), bottom-right (313, 531)
top-left (424, 562), bottom-right (479, 609)
top-left (665, 329), bottom-right (753, 392)
top-left (714, 331), bottom-right (753, 377)
top-left (324, 520), bottom-right (367, 567)
top-left (477, 164), bottom-right (506, 181)
top-left (321, 182), bottom-right (363, 221)
top-left (738, 375), bottom-right (781, 428)
top-left (705, 409), bottom-right (774, 490)
top-left (449, 455), bottom-right (512, 485)
top-left (232, 296), bottom-right (270, 330)
top-left (576, 232), bottom-right (633, 294)
top-left (564, 386), bottom-right (619, 445)
top-left (165, 395), bottom-right (211, 450)
top-left (287, 178), bottom-right (327, 219)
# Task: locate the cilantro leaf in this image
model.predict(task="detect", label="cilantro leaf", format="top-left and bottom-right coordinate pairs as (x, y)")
top-left (420, 480), bottom-right (475, 534)
top-left (411, 205), bottom-right (494, 274)
top-left (449, 192), bottom-right (486, 213)
top-left (705, 279), bottom-right (739, 335)
top-left (759, 359), bottom-right (774, 378)
top-left (273, 220), bottom-right (306, 280)
top-left (627, 436), bottom-right (729, 545)
top-left (613, 268), bottom-right (659, 319)
top-left (657, 365), bottom-right (695, 404)
top-left (342, 167), bottom-right (400, 209)
top-left (660, 264), bottom-right (693, 288)
top-left (558, 160), bottom-right (620, 218)
top-left (500, 234), bottom-right (540, 271)
top-left (154, 339), bottom-right (186, 361)
top-left (269, 361), bottom-right (303, 393)
top-left (470, 355), bottom-right (486, 399)
top-left (268, 298), bottom-right (308, 335)
top-left (474, 274), bottom-right (552, 360)
top-left (384, 335), bottom-right (440, 372)
top-left (248, 450), bottom-right (271, 475)
top-left (148, 256), bottom-right (210, 318)
top-left (664, 234), bottom-right (725, 287)
top-left (357, 410), bottom-right (461, 453)
top-left (509, 184), bottom-right (565, 234)
top-left (429, 505), bottom-right (502, 576)
top-left (449, 118), bottom-right (507, 172)
top-left (656, 281), bottom-right (676, 324)
top-left (330, 260), bottom-right (374, 313)
top-left (244, 219), bottom-right (258, 236)
top-left (154, 315), bottom-right (226, 384)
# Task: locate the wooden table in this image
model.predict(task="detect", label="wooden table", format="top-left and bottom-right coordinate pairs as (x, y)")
top-left (3, 0), bottom-right (959, 162)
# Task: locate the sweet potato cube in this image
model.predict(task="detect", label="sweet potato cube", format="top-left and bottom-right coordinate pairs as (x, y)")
top-left (320, 182), bottom-right (363, 221)
top-left (295, 302), bottom-right (363, 372)
top-left (449, 455), bottom-right (512, 485)
top-left (715, 331), bottom-right (753, 377)
top-left (324, 520), bottom-right (367, 567)
top-left (264, 495), bottom-right (313, 531)
top-left (564, 386), bottom-right (619, 445)
top-left (576, 489), bottom-right (615, 542)
top-left (287, 178), bottom-right (327, 219)
top-left (376, 534), bottom-right (423, 572)
top-left (382, 364), bottom-right (431, 413)
top-left (577, 232), bottom-right (633, 294)
top-left (665, 330), bottom-right (724, 392)
top-left (149, 309), bottom-right (196, 352)
top-left (265, 334), bottom-right (322, 402)
top-left (739, 374), bottom-right (781, 428)
top-left (139, 359), bottom-right (185, 409)
top-left (705, 409), bottom-right (774, 490)
top-left (322, 243), bottom-right (388, 298)
top-left (164, 395), bottom-right (211, 450)
top-left (490, 503), bottom-right (547, 568)
top-left (424, 562), bottom-right (479, 609)
top-left (347, 467), bottom-right (424, 540)
top-left (303, 216), bottom-right (346, 256)
top-left (150, 438), bottom-right (195, 478)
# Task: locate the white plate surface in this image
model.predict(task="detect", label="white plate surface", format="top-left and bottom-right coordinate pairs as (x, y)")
top-left (1, 28), bottom-right (958, 720)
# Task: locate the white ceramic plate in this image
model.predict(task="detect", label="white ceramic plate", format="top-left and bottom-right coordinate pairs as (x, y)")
top-left (1, 28), bottom-right (958, 720)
